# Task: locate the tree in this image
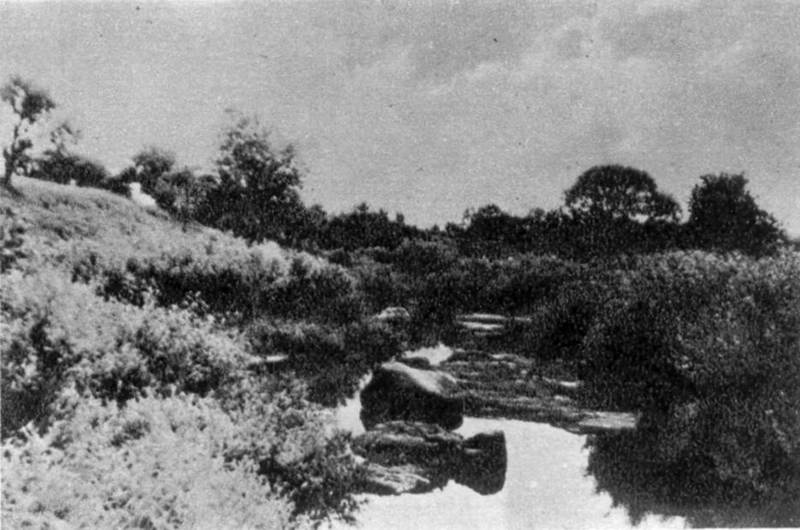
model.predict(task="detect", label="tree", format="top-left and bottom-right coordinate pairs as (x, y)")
top-left (687, 173), bottom-right (785, 256)
top-left (198, 116), bottom-right (306, 244)
top-left (2, 76), bottom-right (57, 187)
top-left (565, 165), bottom-right (680, 222)
top-left (320, 203), bottom-right (406, 250)
top-left (462, 204), bottom-right (527, 256)
top-left (28, 151), bottom-right (109, 188)
top-left (130, 146), bottom-right (176, 195)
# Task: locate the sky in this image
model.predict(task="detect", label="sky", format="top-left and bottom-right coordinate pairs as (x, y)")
top-left (2, 0), bottom-right (799, 233)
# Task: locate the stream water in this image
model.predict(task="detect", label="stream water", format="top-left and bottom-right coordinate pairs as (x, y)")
top-left (332, 345), bottom-right (690, 529)
top-left (335, 415), bottom-right (688, 529)
top-left (331, 345), bottom-right (797, 529)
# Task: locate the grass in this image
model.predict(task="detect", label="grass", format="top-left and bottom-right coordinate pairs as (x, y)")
top-left (1, 177), bottom-right (368, 526)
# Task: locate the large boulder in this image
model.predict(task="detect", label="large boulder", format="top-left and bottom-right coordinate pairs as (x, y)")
top-left (360, 362), bottom-right (464, 430)
top-left (353, 421), bottom-right (507, 496)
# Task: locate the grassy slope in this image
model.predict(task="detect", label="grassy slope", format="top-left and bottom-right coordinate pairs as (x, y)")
top-left (2, 175), bottom-right (287, 269)
top-left (1, 178), bottom-right (364, 527)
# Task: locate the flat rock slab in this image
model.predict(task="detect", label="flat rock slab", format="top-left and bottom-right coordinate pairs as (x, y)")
top-left (571, 412), bottom-right (640, 435)
top-left (360, 463), bottom-right (434, 495)
top-left (440, 350), bottom-right (638, 435)
top-left (354, 421), bottom-right (507, 496)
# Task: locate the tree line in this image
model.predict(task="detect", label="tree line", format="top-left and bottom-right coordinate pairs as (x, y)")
top-left (2, 76), bottom-right (788, 260)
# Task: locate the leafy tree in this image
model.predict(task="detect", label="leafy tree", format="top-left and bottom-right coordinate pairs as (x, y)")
top-left (462, 204), bottom-right (527, 257)
top-left (28, 150), bottom-right (109, 188)
top-left (129, 146), bottom-right (176, 195)
top-left (320, 203), bottom-right (409, 250)
top-left (198, 116), bottom-right (306, 244)
top-left (565, 165), bottom-right (680, 222)
top-left (1, 76), bottom-right (62, 187)
top-left (687, 173), bottom-right (785, 256)
top-left (560, 165), bottom-right (682, 258)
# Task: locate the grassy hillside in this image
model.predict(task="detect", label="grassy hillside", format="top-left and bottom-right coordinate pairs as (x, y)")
top-left (1, 177), bottom-right (379, 528)
top-left (3, 175), bottom-right (293, 282)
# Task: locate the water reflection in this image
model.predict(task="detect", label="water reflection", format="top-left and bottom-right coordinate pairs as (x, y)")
top-left (334, 417), bottom-right (689, 530)
top-left (586, 431), bottom-right (800, 528)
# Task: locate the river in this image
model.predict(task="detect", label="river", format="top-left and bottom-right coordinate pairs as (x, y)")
top-left (331, 344), bottom-right (689, 529)
top-left (336, 416), bottom-right (688, 529)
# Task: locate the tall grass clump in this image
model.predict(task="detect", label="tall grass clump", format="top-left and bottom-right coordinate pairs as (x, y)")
top-left (582, 251), bottom-right (800, 503)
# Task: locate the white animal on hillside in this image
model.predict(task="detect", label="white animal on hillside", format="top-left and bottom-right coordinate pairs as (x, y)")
top-left (128, 182), bottom-right (157, 208)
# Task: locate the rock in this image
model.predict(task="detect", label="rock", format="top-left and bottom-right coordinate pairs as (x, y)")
top-left (353, 421), bottom-right (463, 468)
top-left (456, 313), bottom-right (510, 324)
top-left (456, 321), bottom-right (506, 336)
top-left (374, 306), bottom-right (411, 323)
top-left (353, 421), bottom-right (507, 496)
top-left (361, 463), bottom-right (436, 495)
top-left (397, 356), bottom-right (432, 369)
top-left (571, 411), bottom-right (639, 435)
top-left (402, 343), bottom-right (454, 367)
top-left (458, 430), bottom-right (507, 494)
top-left (360, 362), bottom-right (464, 430)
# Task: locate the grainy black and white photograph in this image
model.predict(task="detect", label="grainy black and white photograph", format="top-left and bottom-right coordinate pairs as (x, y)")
top-left (1, 1), bottom-right (799, 528)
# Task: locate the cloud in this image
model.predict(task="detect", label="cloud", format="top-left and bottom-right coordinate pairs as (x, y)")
top-left (2, 0), bottom-right (798, 232)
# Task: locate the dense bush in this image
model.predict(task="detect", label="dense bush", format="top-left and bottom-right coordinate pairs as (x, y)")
top-left (522, 276), bottom-right (609, 364)
top-left (217, 378), bottom-right (366, 522)
top-left (352, 248), bottom-right (585, 339)
top-left (1, 269), bottom-right (255, 436)
top-left (248, 318), bottom-right (403, 405)
top-left (2, 394), bottom-right (296, 529)
top-left (581, 251), bottom-right (800, 500)
top-left (1, 206), bottom-right (28, 272)
top-left (90, 239), bottom-right (364, 324)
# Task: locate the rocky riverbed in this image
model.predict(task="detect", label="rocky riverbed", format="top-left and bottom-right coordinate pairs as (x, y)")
top-left (348, 344), bottom-right (638, 497)
top-left (437, 349), bottom-right (639, 435)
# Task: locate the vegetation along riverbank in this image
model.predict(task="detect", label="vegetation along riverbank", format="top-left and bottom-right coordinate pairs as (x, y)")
top-left (2, 75), bottom-right (799, 528)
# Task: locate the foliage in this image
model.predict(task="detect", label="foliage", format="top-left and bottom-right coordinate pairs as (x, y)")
top-left (248, 318), bottom-right (402, 405)
top-left (1, 76), bottom-right (63, 187)
top-left (1, 268), bottom-right (254, 436)
top-left (197, 116), bottom-right (307, 245)
top-left (580, 251), bottom-right (800, 499)
top-left (97, 241), bottom-right (364, 324)
top-left (2, 394), bottom-right (296, 529)
top-left (565, 165), bottom-right (680, 222)
top-left (459, 204), bottom-right (528, 257)
top-left (319, 203), bottom-right (418, 251)
top-left (130, 146), bottom-right (177, 194)
top-left (523, 274), bottom-right (608, 365)
top-left (1, 206), bottom-right (28, 272)
top-left (218, 378), bottom-right (366, 523)
top-left (687, 173), bottom-right (785, 256)
top-left (28, 149), bottom-right (110, 188)
top-left (352, 245), bottom-right (585, 336)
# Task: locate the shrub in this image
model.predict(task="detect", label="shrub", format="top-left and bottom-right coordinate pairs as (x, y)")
top-left (1, 206), bottom-right (27, 272)
top-left (582, 251), bottom-right (800, 500)
top-left (523, 276), bottom-right (608, 365)
top-left (1, 269), bottom-right (254, 436)
top-left (268, 257), bottom-right (364, 324)
top-left (89, 238), bottom-right (364, 324)
top-left (2, 393), bottom-right (295, 529)
top-left (248, 319), bottom-right (402, 405)
top-left (218, 378), bottom-right (366, 523)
